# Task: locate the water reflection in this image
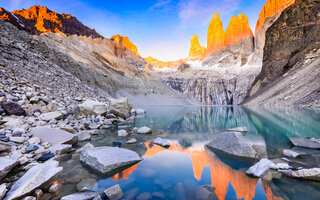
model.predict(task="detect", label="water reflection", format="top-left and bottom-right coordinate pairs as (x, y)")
top-left (109, 140), bottom-right (283, 200)
top-left (56, 106), bottom-right (320, 200)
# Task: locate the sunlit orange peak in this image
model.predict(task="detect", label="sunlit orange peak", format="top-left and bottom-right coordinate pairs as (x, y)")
top-left (188, 34), bottom-right (206, 60)
top-left (111, 34), bottom-right (140, 56)
top-left (207, 13), bottom-right (226, 56)
top-left (225, 13), bottom-right (253, 46)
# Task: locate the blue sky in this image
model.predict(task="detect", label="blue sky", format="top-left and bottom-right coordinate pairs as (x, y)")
top-left (1, 0), bottom-right (266, 61)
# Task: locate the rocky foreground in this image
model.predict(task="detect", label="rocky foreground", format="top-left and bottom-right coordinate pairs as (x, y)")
top-left (0, 63), bottom-right (162, 199)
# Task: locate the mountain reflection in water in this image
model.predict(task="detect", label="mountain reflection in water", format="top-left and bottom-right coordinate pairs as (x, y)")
top-left (110, 140), bottom-right (282, 200)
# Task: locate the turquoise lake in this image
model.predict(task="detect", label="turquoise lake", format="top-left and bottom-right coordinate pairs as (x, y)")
top-left (56, 106), bottom-right (320, 200)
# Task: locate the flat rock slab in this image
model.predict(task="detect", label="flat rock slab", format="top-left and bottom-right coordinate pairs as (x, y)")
top-left (80, 146), bottom-right (141, 174)
top-left (4, 160), bottom-right (63, 200)
top-left (61, 192), bottom-right (100, 200)
top-left (281, 168), bottom-right (320, 182)
top-left (226, 127), bottom-right (247, 132)
top-left (39, 111), bottom-right (63, 122)
top-left (290, 138), bottom-right (320, 149)
top-left (206, 132), bottom-right (267, 159)
top-left (0, 157), bottom-right (18, 180)
top-left (30, 127), bottom-right (78, 146)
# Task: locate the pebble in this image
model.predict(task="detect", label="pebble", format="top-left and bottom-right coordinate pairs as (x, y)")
top-left (38, 153), bottom-right (54, 161)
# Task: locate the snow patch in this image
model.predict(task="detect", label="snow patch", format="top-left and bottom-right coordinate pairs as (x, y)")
top-left (12, 14), bottom-right (25, 28)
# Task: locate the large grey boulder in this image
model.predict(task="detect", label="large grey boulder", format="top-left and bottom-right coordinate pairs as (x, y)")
top-left (246, 159), bottom-right (276, 177)
top-left (0, 157), bottom-right (18, 180)
top-left (61, 192), bottom-right (101, 200)
top-left (281, 168), bottom-right (320, 182)
top-left (80, 147), bottom-right (141, 174)
top-left (4, 160), bottom-right (62, 200)
top-left (30, 127), bottom-right (77, 146)
top-left (78, 99), bottom-right (108, 116)
top-left (290, 138), bottom-right (320, 150)
top-left (206, 132), bottom-right (267, 159)
top-left (109, 98), bottom-right (131, 119)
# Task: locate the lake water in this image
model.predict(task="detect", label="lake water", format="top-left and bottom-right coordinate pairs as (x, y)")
top-left (55, 106), bottom-right (320, 200)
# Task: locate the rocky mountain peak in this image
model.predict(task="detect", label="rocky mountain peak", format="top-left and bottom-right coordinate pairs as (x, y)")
top-left (112, 34), bottom-right (140, 56)
top-left (188, 34), bottom-right (206, 60)
top-left (225, 13), bottom-right (253, 47)
top-left (255, 0), bottom-right (295, 33)
top-left (1, 5), bottom-right (102, 38)
top-left (207, 13), bottom-right (225, 56)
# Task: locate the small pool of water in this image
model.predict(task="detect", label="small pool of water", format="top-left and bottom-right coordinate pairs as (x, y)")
top-left (55, 106), bottom-right (320, 200)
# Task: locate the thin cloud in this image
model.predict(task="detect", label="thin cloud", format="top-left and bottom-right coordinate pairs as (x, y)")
top-left (149, 0), bottom-right (172, 10)
top-left (178, 0), bottom-right (241, 28)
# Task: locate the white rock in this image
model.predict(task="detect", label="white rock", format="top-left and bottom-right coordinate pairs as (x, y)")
top-left (28, 137), bottom-right (41, 145)
top-left (80, 146), bottom-right (141, 174)
top-left (10, 136), bottom-right (25, 144)
top-left (104, 184), bottom-right (123, 200)
top-left (4, 160), bottom-right (63, 200)
top-left (61, 192), bottom-right (100, 200)
top-left (137, 127), bottom-right (152, 134)
top-left (0, 157), bottom-right (18, 180)
top-left (126, 138), bottom-right (137, 144)
top-left (226, 127), bottom-right (247, 132)
top-left (79, 99), bottom-right (108, 116)
top-left (39, 111), bottom-right (63, 122)
top-left (12, 127), bottom-right (26, 135)
top-left (49, 144), bottom-right (72, 155)
top-left (49, 184), bottom-right (62, 193)
top-left (109, 98), bottom-right (132, 118)
top-left (0, 184), bottom-right (7, 200)
top-left (76, 131), bottom-right (92, 141)
top-left (19, 156), bottom-right (29, 165)
top-left (76, 143), bottom-right (94, 153)
top-left (132, 109), bottom-right (146, 115)
top-left (246, 158), bottom-right (277, 177)
top-left (118, 130), bottom-right (128, 137)
top-left (283, 149), bottom-right (300, 158)
top-left (153, 137), bottom-right (170, 147)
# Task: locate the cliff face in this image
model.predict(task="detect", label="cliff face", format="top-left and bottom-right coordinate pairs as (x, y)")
top-left (255, 0), bottom-right (295, 33)
top-left (112, 34), bottom-right (140, 56)
top-left (0, 6), bottom-right (102, 38)
top-left (249, 0), bottom-right (295, 66)
top-left (188, 34), bottom-right (206, 60)
top-left (244, 0), bottom-right (320, 106)
top-left (207, 13), bottom-right (225, 56)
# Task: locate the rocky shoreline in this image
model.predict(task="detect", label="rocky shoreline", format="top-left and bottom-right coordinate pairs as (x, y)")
top-left (0, 72), bottom-right (162, 200)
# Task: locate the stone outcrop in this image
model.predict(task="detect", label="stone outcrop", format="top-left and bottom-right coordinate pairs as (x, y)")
top-left (112, 34), bottom-right (140, 56)
top-left (206, 132), bottom-right (267, 159)
top-left (244, 0), bottom-right (320, 106)
top-left (188, 34), bottom-right (206, 60)
top-left (207, 13), bottom-right (225, 56)
top-left (30, 127), bottom-right (78, 146)
top-left (0, 6), bottom-right (102, 38)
